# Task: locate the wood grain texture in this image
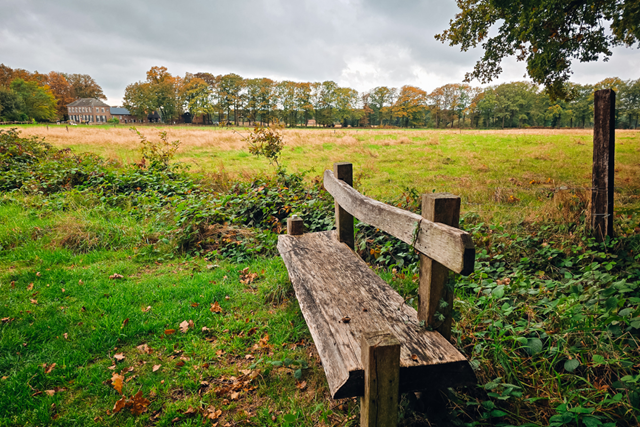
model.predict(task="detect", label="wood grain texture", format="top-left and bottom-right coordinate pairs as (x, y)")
top-left (419, 194), bottom-right (460, 341)
top-left (591, 89), bottom-right (615, 242)
top-left (277, 230), bottom-right (476, 399)
top-left (334, 162), bottom-right (355, 250)
top-left (324, 170), bottom-right (474, 275)
top-left (287, 216), bottom-right (304, 235)
top-left (361, 330), bottom-right (400, 427)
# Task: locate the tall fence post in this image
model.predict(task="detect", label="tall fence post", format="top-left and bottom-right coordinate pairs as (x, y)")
top-left (333, 162), bottom-right (355, 250)
top-left (591, 89), bottom-right (616, 242)
top-left (418, 193), bottom-right (461, 341)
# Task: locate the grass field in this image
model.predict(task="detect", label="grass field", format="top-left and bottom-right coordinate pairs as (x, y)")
top-left (8, 124), bottom-right (640, 225)
top-left (1, 125), bottom-right (640, 426)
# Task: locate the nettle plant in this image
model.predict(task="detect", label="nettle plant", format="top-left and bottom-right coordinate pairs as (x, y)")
top-left (243, 121), bottom-right (285, 169)
top-left (130, 127), bottom-right (181, 169)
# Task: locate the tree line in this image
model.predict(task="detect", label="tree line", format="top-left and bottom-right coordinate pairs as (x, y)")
top-left (125, 67), bottom-right (640, 129)
top-left (0, 64), bottom-right (105, 122)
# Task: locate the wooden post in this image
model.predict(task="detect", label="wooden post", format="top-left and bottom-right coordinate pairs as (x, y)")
top-left (360, 330), bottom-right (400, 427)
top-left (591, 89), bottom-right (616, 242)
top-left (287, 215), bottom-right (304, 235)
top-left (334, 162), bottom-right (354, 250)
top-left (418, 193), bottom-right (461, 341)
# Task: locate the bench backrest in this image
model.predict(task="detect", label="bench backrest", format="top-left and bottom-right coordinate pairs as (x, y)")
top-left (324, 162), bottom-right (476, 339)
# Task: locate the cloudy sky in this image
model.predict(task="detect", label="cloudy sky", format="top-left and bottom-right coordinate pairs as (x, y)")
top-left (2, 0), bottom-right (639, 105)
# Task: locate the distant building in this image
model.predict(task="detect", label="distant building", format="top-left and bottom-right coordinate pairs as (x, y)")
top-left (110, 107), bottom-right (141, 123)
top-left (67, 98), bottom-right (111, 123)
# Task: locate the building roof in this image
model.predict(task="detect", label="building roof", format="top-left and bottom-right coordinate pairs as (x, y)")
top-left (67, 98), bottom-right (111, 108)
top-left (110, 107), bottom-right (130, 115)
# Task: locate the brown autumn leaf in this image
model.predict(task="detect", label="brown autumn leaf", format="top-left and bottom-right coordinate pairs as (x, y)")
top-left (45, 389), bottom-right (56, 396)
top-left (61, 288), bottom-right (65, 293)
top-left (142, 306), bottom-right (151, 313)
top-left (164, 329), bottom-right (176, 335)
top-left (44, 363), bottom-right (57, 374)
top-left (188, 319), bottom-right (194, 329)
top-left (245, 354), bottom-right (255, 360)
top-left (30, 299), bottom-right (38, 305)
top-left (190, 302), bottom-right (199, 307)
top-left (78, 280), bottom-right (84, 285)
top-left (210, 301), bottom-right (223, 314)
top-left (152, 364), bottom-right (161, 372)
top-left (179, 320), bottom-right (190, 333)
top-left (27, 283), bottom-right (34, 291)
top-left (113, 396), bottom-right (127, 413)
top-left (63, 333), bottom-right (68, 340)
top-left (201, 326), bottom-right (210, 332)
top-left (296, 381), bottom-right (307, 390)
top-left (111, 372), bottom-right (125, 394)
top-left (176, 360), bottom-right (185, 367)
top-left (185, 406), bottom-right (197, 415)
top-left (10, 281), bottom-right (15, 288)
top-left (230, 391), bottom-right (240, 400)
top-left (114, 353), bottom-right (126, 362)
top-left (136, 344), bottom-right (150, 354)
top-left (109, 273), bottom-right (124, 280)
top-left (122, 318), bottom-right (129, 328)
top-left (205, 406), bottom-right (222, 420)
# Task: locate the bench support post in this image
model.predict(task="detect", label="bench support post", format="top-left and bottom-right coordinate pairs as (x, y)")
top-left (361, 330), bottom-right (400, 427)
top-left (287, 216), bottom-right (304, 235)
top-left (334, 162), bottom-right (355, 250)
top-left (591, 89), bottom-right (615, 242)
top-left (418, 193), bottom-right (460, 341)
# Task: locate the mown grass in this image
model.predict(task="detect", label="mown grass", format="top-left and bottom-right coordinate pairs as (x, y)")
top-left (1, 126), bottom-right (639, 426)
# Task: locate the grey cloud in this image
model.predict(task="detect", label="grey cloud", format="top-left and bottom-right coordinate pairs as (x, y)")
top-left (1, 0), bottom-right (637, 104)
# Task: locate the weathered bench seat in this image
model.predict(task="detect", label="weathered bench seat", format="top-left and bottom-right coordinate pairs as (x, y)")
top-left (278, 230), bottom-right (476, 399)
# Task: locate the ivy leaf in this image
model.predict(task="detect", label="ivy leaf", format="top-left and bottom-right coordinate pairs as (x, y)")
top-left (564, 359), bottom-right (580, 372)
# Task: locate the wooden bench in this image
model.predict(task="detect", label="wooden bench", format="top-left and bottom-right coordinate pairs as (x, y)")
top-left (277, 163), bottom-right (477, 427)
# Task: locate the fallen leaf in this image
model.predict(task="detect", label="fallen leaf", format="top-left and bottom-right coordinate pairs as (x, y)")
top-left (1, 376), bottom-right (8, 380)
top-left (78, 280), bottom-right (83, 285)
top-left (164, 329), bottom-right (176, 335)
top-left (27, 283), bottom-right (34, 291)
top-left (111, 372), bottom-right (125, 394)
top-left (185, 406), bottom-right (197, 414)
top-left (45, 390), bottom-right (56, 396)
top-left (113, 396), bottom-right (127, 413)
top-left (240, 369), bottom-right (252, 375)
top-left (341, 316), bottom-right (351, 323)
top-left (142, 306), bottom-right (151, 313)
top-left (179, 320), bottom-right (190, 333)
top-left (176, 361), bottom-right (185, 367)
top-left (136, 344), bottom-right (150, 354)
top-left (230, 391), bottom-right (239, 400)
top-left (30, 299), bottom-right (38, 305)
top-left (36, 272), bottom-right (41, 277)
top-left (1, 317), bottom-right (13, 323)
top-left (61, 288), bottom-right (65, 293)
top-left (126, 375), bottom-right (137, 383)
top-left (109, 273), bottom-right (124, 280)
top-left (152, 364), bottom-right (161, 372)
top-left (188, 319), bottom-right (194, 329)
top-left (122, 318), bottom-right (129, 328)
top-left (191, 302), bottom-right (199, 307)
top-left (216, 349), bottom-right (225, 357)
top-left (245, 354), bottom-right (255, 360)
top-left (210, 301), bottom-right (223, 313)
top-left (44, 363), bottom-right (57, 374)
top-left (10, 281), bottom-right (15, 288)
top-left (63, 333), bottom-right (68, 340)
top-left (114, 353), bottom-right (126, 362)
top-left (296, 381), bottom-right (307, 390)
top-left (201, 326), bottom-right (210, 332)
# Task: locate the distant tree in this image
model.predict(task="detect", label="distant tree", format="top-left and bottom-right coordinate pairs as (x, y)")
top-left (0, 87), bottom-right (26, 121)
top-left (620, 78), bottom-right (640, 128)
top-left (180, 74), bottom-right (212, 123)
top-left (276, 80), bottom-right (297, 126)
top-left (369, 86), bottom-right (395, 126)
top-left (437, 0), bottom-right (640, 99)
top-left (295, 82), bottom-right (314, 126)
top-left (218, 73), bottom-right (244, 125)
top-left (45, 72), bottom-right (75, 119)
top-left (10, 78), bottom-right (57, 122)
top-left (394, 86), bottom-right (427, 127)
top-left (65, 73), bottom-right (106, 100)
top-left (123, 67), bottom-right (181, 122)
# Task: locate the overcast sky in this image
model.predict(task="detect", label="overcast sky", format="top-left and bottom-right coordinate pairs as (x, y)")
top-left (2, 0), bottom-right (639, 105)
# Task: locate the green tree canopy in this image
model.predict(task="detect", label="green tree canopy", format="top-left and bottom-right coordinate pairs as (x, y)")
top-left (10, 78), bottom-right (57, 122)
top-left (436, 0), bottom-right (640, 99)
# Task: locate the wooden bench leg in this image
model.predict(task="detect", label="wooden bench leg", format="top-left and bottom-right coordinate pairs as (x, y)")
top-left (361, 330), bottom-right (400, 427)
